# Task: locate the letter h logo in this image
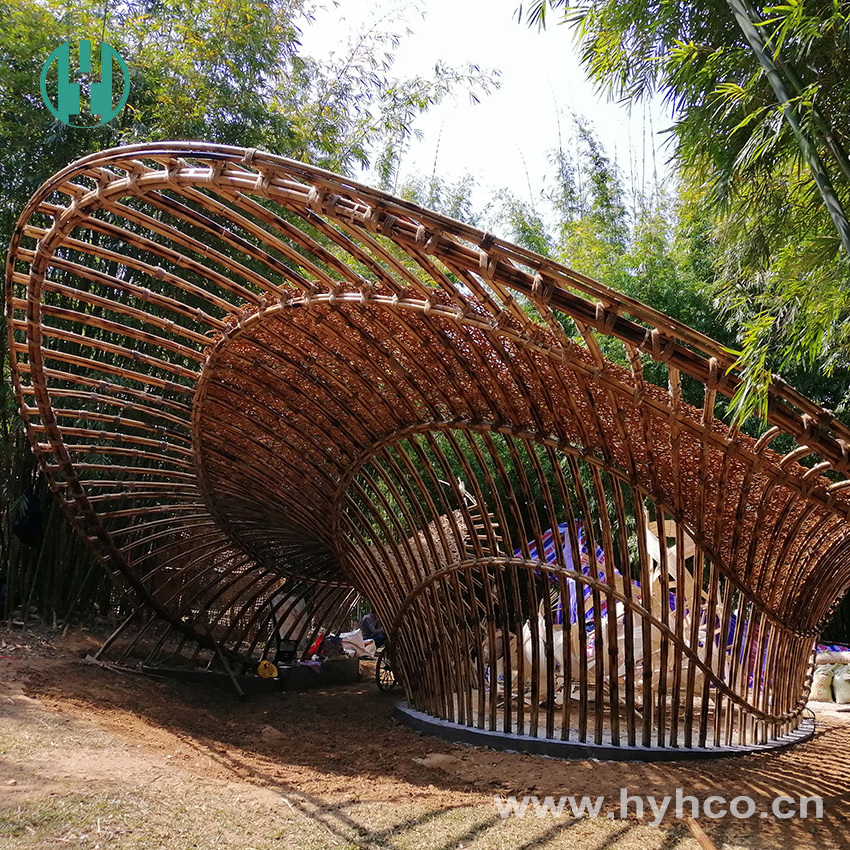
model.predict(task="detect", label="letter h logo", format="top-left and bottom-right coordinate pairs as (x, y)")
top-left (40, 41), bottom-right (130, 127)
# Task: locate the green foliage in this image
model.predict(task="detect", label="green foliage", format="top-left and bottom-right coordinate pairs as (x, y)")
top-left (471, 114), bottom-right (734, 413)
top-left (399, 173), bottom-right (482, 225)
top-left (491, 192), bottom-right (553, 256)
top-left (0, 0), bottom-right (496, 623)
top-left (0, 0), bottom-right (497, 240)
top-left (518, 0), bottom-right (850, 422)
top-left (493, 117), bottom-right (728, 342)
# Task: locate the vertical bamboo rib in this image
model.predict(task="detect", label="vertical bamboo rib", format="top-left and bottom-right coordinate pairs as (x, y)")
top-left (5, 142), bottom-right (843, 757)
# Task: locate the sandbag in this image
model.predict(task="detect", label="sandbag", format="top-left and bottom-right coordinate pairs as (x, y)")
top-left (811, 664), bottom-right (837, 702)
top-left (833, 664), bottom-right (850, 704)
top-left (339, 628), bottom-right (376, 659)
top-left (816, 650), bottom-right (850, 664)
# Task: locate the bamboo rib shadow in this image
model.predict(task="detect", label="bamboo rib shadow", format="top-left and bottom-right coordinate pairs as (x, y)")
top-left (16, 657), bottom-right (850, 850)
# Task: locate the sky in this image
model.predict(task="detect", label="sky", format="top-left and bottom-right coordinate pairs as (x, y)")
top-left (300, 0), bottom-right (675, 215)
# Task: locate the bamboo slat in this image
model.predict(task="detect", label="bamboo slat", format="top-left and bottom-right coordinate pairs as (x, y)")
top-left (6, 142), bottom-right (850, 753)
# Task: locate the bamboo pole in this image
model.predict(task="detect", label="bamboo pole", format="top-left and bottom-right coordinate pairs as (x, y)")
top-left (2, 142), bottom-right (844, 755)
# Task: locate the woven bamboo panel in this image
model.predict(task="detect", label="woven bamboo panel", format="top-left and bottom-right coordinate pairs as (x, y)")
top-left (6, 142), bottom-right (850, 751)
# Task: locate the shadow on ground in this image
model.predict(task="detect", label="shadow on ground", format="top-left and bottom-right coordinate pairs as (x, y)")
top-left (1, 627), bottom-right (848, 849)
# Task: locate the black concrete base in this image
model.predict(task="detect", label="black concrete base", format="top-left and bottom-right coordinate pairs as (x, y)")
top-left (394, 702), bottom-right (815, 762)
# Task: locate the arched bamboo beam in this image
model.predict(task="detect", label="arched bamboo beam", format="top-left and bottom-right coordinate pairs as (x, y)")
top-left (6, 142), bottom-right (850, 754)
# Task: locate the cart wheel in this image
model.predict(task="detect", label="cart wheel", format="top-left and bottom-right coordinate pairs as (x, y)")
top-left (375, 646), bottom-right (397, 691)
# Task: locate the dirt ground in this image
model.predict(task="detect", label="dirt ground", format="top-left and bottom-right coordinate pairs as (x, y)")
top-left (1, 626), bottom-right (848, 850)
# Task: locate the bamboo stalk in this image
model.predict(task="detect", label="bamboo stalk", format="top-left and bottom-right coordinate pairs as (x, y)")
top-left (3, 142), bottom-right (846, 756)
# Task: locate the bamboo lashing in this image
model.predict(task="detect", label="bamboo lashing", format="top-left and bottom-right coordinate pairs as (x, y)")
top-left (6, 142), bottom-right (850, 753)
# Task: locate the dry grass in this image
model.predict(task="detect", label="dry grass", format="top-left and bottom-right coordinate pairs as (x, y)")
top-left (1, 626), bottom-right (847, 849)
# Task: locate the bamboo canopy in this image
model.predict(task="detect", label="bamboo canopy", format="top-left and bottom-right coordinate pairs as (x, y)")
top-left (7, 142), bottom-right (850, 754)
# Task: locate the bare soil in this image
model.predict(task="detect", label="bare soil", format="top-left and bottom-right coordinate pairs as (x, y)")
top-left (0, 625), bottom-right (848, 849)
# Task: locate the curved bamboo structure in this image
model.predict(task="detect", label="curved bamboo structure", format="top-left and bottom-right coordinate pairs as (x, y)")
top-left (7, 142), bottom-right (850, 755)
